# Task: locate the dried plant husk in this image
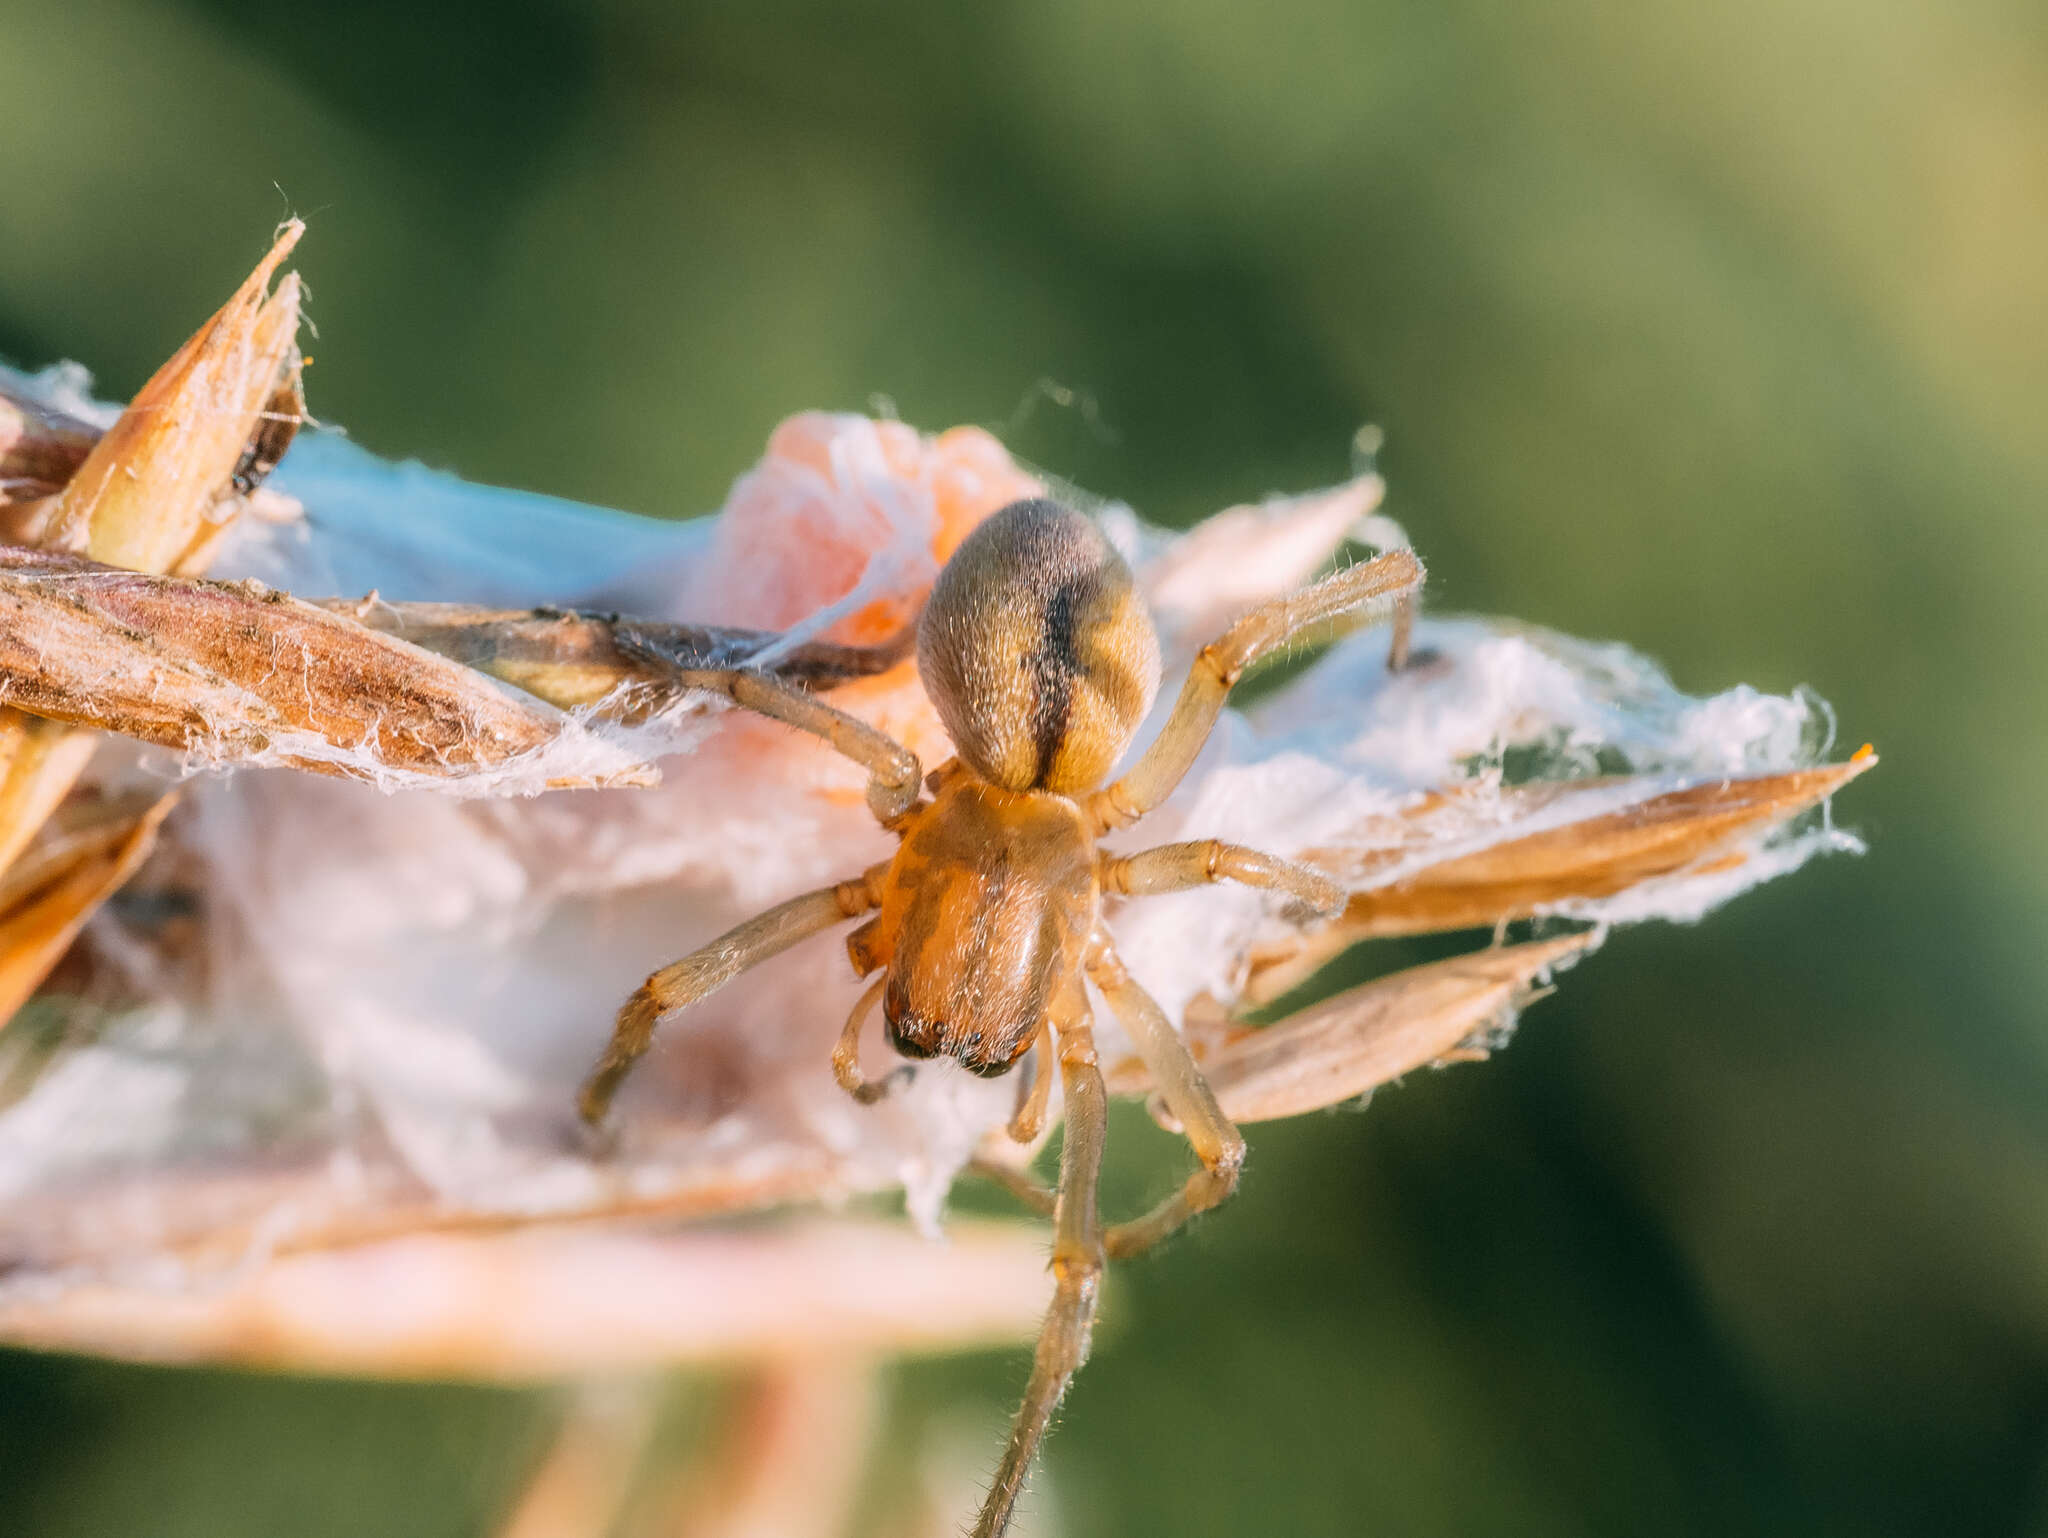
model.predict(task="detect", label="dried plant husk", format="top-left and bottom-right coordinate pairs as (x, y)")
top-left (1239, 756), bottom-right (1877, 1009)
top-left (1176, 932), bottom-right (1599, 1122)
top-left (0, 791), bottom-right (175, 1026)
top-left (0, 546), bottom-right (662, 789)
top-left (43, 225), bottom-right (304, 571)
top-left (0, 225), bottom-right (305, 888)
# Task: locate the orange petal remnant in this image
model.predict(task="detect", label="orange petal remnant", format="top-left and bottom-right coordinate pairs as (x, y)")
top-left (692, 413), bottom-right (1043, 647)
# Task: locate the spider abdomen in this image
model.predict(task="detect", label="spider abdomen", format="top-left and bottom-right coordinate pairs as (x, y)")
top-left (860, 775), bottom-right (1097, 1075)
top-left (916, 499), bottom-right (1160, 794)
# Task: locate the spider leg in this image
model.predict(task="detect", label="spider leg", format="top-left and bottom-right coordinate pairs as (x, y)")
top-left (616, 628), bottom-right (923, 825)
top-left (976, 992), bottom-right (1107, 1538)
top-left (1100, 840), bottom-right (1344, 919)
top-left (1087, 547), bottom-right (1422, 831)
top-left (579, 864), bottom-right (885, 1126)
top-left (832, 976), bottom-right (915, 1104)
top-left (1085, 942), bottom-right (1246, 1261)
top-left (1007, 1022), bottom-right (1057, 1143)
top-left (966, 1153), bottom-right (1058, 1217)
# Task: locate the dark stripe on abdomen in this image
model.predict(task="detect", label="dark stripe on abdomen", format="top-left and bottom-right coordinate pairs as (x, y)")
top-left (1027, 578), bottom-right (1083, 787)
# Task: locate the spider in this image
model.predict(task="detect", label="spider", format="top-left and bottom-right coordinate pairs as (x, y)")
top-left (577, 496), bottom-right (1422, 1538)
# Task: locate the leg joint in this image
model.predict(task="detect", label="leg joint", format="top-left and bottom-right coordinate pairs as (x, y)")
top-left (1210, 1135), bottom-right (1246, 1196)
top-left (1051, 1240), bottom-right (1105, 1295)
top-left (1195, 642), bottom-right (1244, 690)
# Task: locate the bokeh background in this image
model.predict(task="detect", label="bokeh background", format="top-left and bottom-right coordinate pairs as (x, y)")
top-left (2, 2), bottom-right (2045, 1534)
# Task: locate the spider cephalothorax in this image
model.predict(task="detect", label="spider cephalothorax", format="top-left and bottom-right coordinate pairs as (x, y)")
top-left (578, 496), bottom-right (1422, 1538)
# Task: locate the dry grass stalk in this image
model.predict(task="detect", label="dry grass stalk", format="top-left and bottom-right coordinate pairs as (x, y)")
top-left (336, 599), bottom-right (913, 715)
top-left (0, 349), bottom-right (1873, 1538)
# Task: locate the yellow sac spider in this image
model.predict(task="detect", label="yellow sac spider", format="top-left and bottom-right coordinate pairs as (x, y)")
top-left (578, 495), bottom-right (1422, 1538)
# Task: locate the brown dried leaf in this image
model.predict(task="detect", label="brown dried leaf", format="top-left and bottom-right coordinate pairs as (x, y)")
top-left (0, 547), bottom-right (659, 788)
top-left (1242, 756), bottom-right (1876, 1009)
top-left (1196, 932), bottom-right (1599, 1123)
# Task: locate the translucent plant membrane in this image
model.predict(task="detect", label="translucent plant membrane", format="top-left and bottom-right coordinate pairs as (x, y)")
top-left (0, 396), bottom-right (1864, 1297)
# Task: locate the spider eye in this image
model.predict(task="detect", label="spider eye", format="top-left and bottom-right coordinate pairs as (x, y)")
top-left (917, 498), bottom-right (1160, 794)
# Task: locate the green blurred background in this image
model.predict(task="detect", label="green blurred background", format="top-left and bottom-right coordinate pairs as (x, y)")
top-left (2, 1), bottom-right (2044, 1534)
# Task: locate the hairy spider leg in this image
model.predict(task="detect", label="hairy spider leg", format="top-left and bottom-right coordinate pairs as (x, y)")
top-left (1100, 839), bottom-right (1345, 918)
top-left (613, 634), bottom-right (925, 825)
top-left (967, 1150), bottom-right (1058, 1218)
top-left (1084, 943), bottom-right (1247, 1261)
top-left (579, 863), bottom-right (888, 1126)
top-left (975, 988), bottom-right (1107, 1538)
top-left (972, 944), bottom-right (1252, 1537)
top-left (1087, 547), bottom-right (1422, 831)
top-left (677, 667), bottom-right (923, 824)
top-left (964, 833), bottom-right (1336, 1223)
